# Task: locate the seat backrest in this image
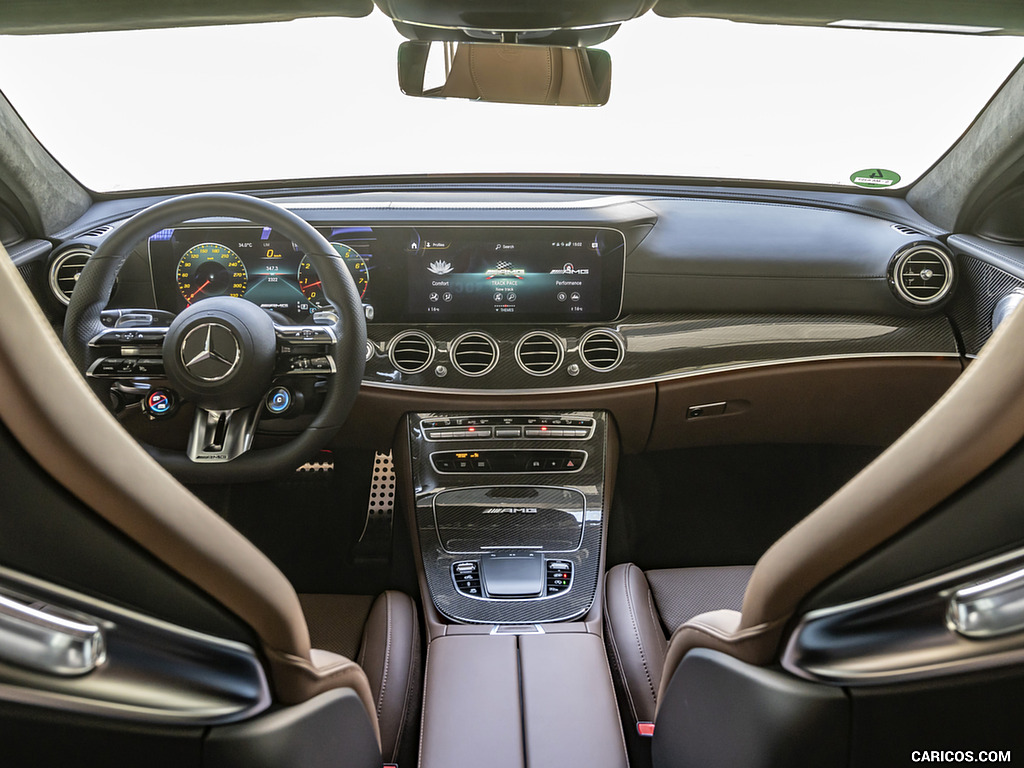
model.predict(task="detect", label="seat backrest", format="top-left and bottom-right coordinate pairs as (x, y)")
top-left (720, 297), bottom-right (1024, 665)
top-left (0, 241), bottom-right (374, 722)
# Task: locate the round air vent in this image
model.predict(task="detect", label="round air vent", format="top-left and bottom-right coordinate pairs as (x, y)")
top-left (579, 329), bottom-right (624, 372)
top-left (450, 332), bottom-right (499, 376)
top-left (388, 330), bottom-right (435, 374)
top-left (48, 247), bottom-right (94, 305)
top-left (888, 243), bottom-right (955, 307)
top-left (515, 331), bottom-right (564, 376)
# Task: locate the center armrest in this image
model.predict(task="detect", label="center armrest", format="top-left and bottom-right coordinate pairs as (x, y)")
top-left (420, 631), bottom-right (627, 768)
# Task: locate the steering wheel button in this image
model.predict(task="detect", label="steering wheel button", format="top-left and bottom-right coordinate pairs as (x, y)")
top-left (266, 387), bottom-right (292, 415)
top-left (135, 358), bottom-right (164, 376)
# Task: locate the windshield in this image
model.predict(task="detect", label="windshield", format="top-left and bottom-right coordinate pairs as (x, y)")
top-left (1, 11), bottom-right (1023, 192)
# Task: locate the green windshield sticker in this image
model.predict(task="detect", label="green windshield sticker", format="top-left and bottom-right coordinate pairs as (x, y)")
top-left (850, 168), bottom-right (901, 188)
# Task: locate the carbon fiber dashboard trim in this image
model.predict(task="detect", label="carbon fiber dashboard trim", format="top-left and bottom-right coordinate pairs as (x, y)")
top-left (410, 411), bottom-right (608, 624)
top-left (366, 313), bottom-right (958, 392)
top-left (947, 255), bottom-right (1024, 355)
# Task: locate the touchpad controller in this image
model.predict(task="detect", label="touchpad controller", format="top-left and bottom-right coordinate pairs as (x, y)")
top-left (480, 553), bottom-right (545, 597)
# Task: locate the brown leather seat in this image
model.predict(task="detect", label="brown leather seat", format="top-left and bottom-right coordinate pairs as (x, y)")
top-left (603, 297), bottom-right (1024, 766)
top-left (0, 242), bottom-right (422, 763)
top-left (604, 564), bottom-right (753, 727)
top-left (301, 591), bottom-right (421, 765)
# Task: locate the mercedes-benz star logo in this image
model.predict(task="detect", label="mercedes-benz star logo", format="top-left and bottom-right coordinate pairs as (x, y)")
top-left (180, 323), bottom-right (241, 382)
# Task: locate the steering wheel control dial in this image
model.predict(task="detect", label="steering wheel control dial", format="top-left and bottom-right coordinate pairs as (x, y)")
top-left (176, 243), bottom-right (248, 304)
top-left (142, 388), bottom-right (178, 418)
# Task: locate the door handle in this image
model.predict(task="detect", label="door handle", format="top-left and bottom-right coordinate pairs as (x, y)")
top-left (949, 566), bottom-right (1024, 639)
top-left (0, 592), bottom-right (105, 676)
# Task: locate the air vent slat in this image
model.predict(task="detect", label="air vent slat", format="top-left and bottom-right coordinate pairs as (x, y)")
top-left (451, 333), bottom-right (498, 376)
top-left (81, 224), bottom-right (114, 238)
top-left (580, 330), bottom-right (624, 372)
top-left (891, 224), bottom-right (925, 237)
top-left (48, 247), bottom-right (94, 305)
top-left (889, 244), bottom-right (955, 307)
top-left (515, 332), bottom-right (563, 376)
top-left (388, 331), bottom-right (435, 374)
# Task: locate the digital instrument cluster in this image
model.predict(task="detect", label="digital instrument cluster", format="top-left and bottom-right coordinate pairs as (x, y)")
top-left (148, 225), bottom-right (625, 323)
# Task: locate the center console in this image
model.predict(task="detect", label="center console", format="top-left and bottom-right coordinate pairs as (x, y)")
top-left (403, 409), bottom-right (627, 768)
top-left (408, 410), bottom-right (611, 625)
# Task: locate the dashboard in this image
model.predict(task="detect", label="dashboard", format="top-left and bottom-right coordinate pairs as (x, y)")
top-left (13, 188), bottom-right (1012, 452)
top-left (19, 189), bottom-right (1009, 450)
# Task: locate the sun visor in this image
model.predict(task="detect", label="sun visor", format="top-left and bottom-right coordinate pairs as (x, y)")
top-left (653, 0), bottom-right (1024, 35)
top-left (374, 0), bottom-right (656, 31)
top-left (0, 0), bottom-right (374, 35)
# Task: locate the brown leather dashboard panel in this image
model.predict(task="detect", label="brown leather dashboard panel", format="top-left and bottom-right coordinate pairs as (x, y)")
top-left (648, 357), bottom-right (962, 451)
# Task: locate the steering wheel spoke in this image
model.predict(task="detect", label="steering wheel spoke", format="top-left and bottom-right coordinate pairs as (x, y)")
top-left (187, 406), bottom-right (260, 463)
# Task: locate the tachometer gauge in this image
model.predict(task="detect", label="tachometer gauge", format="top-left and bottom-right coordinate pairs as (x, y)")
top-left (298, 243), bottom-right (369, 303)
top-left (176, 243), bottom-right (248, 304)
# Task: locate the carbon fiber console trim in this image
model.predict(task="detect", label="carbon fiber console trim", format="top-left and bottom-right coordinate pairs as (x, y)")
top-left (409, 411), bottom-right (609, 624)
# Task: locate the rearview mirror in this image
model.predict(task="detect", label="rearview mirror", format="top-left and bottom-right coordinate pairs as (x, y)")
top-left (398, 41), bottom-right (611, 107)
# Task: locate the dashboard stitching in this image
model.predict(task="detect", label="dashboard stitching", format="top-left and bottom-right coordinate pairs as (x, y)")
top-left (54, 187), bottom-right (942, 241)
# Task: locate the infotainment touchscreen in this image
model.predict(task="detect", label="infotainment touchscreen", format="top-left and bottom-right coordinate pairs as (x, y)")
top-left (401, 226), bottom-right (624, 323)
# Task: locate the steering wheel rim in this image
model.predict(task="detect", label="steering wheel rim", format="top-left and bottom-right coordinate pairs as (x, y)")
top-left (64, 191), bottom-right (366, 483)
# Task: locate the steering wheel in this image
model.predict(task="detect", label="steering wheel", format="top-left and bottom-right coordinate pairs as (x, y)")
top-left (64, 192), bottom-right (366, 483)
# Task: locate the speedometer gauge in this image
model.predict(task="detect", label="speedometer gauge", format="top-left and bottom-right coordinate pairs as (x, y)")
top-left (298, 243), bottom-right (369, 304)
top-left (176, 243), bottom-right (248, 304)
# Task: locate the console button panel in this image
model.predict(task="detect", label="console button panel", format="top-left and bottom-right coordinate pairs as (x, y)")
top-left (422, 415), bottom-right (594, 442)
top-left (431, 450), bottom-right (585, 474)
top-left (546, 561), bottom-right (574, 596)
top-left (452, 561), bottom-right (482, 597)
top-left (452, 558), bottom-right (574, 599)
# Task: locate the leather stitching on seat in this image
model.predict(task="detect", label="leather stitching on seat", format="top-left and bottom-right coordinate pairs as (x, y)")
top-left (388, 595), bottom-right (416, 765)
top-left (604, 591), bottom-right (640, 722)
top-left (417, 640), bottom-right (433, 768)
top-left (377, 591), bottom-right (392, 719)
top-left (596, 631), bottom-right (634, 760)
top-left (647, 590), bottom-right (662, 644)
top-left (624, 564), bottom-right (657, 706)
